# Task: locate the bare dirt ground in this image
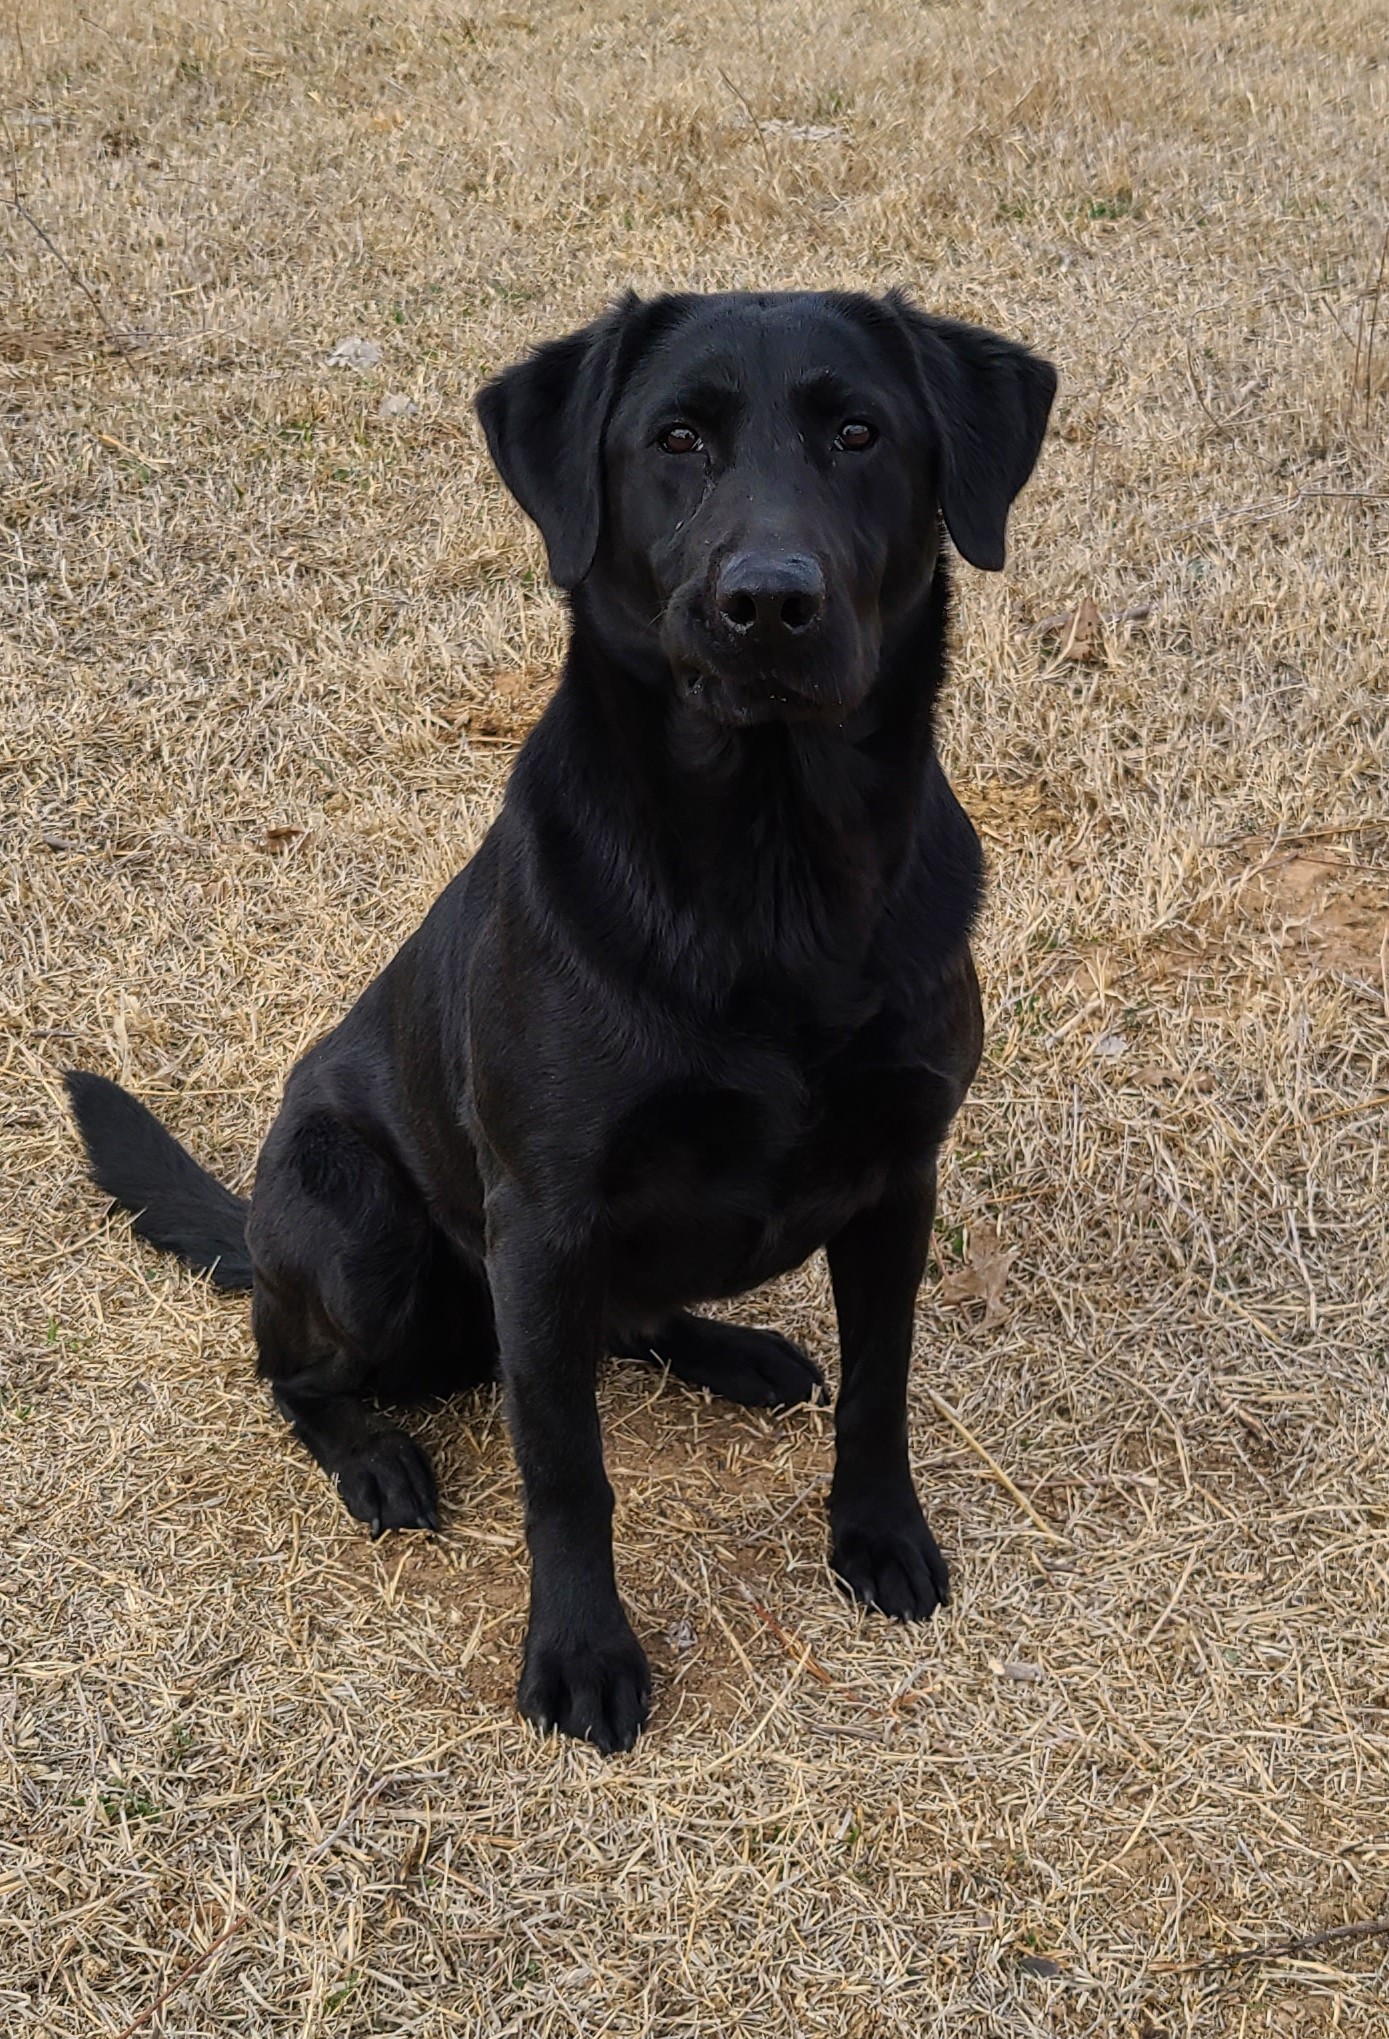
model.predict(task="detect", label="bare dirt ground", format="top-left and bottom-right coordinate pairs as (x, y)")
top-left (3, 2), bottom-right (1388, 2032)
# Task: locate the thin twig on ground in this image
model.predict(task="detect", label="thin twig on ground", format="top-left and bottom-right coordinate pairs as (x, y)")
top-left (922, 1386), bottom-right (1069, 1545)
top-left (1, 115), bottom-right (140, 368)
top-left (1154, 1913), bottom-right (1389, 1975)
top-left (1361, 223), bottom-right (1389, 422)
top-left (717, 69), bottom-right (777, 185)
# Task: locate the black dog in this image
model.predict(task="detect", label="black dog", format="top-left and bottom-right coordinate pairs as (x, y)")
top-left (67, 290), bottom-right (1055, 1752)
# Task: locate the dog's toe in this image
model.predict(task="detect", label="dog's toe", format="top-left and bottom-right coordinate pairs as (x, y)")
top-left (831, 1508), bottom-right (948, 1620)
top-left (335, 1430), bottom-right (439, 1535)
top-left (518, 1622), bottom-right (652, 1754)
top-left (735, 1328), bottom-right (827, 1407)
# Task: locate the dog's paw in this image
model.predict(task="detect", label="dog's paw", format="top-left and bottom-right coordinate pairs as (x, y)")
top-left (655, 1317), bottom-right (827, 1408)
top-left (518, 1621), bottom-right (652, 1754)
top-left (334, 1430), bottom-right (439, 1537)
top-left (831, 1507), bottom-right (949, 1620)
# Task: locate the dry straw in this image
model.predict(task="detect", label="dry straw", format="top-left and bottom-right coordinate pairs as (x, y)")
top-left (2, 0), bottom-right (1387, 2033)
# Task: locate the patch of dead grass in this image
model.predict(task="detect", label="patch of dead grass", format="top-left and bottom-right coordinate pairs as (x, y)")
top-left (3, 0), bottom-right (1389, 2033)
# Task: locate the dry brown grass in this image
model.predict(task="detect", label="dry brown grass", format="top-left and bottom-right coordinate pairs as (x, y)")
top-left (3, 0), bottom-right (1388, 2031)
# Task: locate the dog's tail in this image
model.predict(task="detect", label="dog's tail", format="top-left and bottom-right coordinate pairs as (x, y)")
top-left (64, 1070), bottom-right (253, 1290)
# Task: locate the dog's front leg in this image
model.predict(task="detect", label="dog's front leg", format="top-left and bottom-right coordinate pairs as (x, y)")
top-left (826, 1157), bottom-right (950, 1621)
top-left (487, 1190), bottom-right (650, 1752)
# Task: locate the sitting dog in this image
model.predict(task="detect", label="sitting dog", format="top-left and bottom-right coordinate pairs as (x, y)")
top-left (67, 289), bottom-right (1055, 1751)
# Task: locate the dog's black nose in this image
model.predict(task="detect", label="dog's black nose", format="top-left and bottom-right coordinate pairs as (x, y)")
top-left (715, 552), bottom-right (826, 639)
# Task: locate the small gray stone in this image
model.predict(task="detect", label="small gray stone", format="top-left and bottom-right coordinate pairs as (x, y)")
top-left (327, 336), bottom-right (383, 371)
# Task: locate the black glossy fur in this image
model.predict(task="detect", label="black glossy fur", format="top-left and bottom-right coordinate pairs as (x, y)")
top-left (67, 290), bottom-right (1055, 1751)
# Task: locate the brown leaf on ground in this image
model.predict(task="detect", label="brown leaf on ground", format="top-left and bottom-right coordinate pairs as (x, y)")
top-left (1069, 951), bottom-right (1115, 997)
top-left (1055, 594), bottom-right (1106, 663)
top-left (460, 665), bottom-right (556, 744)
top-left (488, 665), bottom-right (548, 700)
top-left (962, 777), bottom-right (1068, 844)
top-left (99, 125), bottom-right (143, 157)
top-left (1033, 600), bottom-right (1154, 636)
top-left (939, 1221), bottom-right (1016, 1327)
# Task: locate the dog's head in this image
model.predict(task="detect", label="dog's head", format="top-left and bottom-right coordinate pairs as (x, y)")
top-left (477, 290), bottom-right (1055, 728)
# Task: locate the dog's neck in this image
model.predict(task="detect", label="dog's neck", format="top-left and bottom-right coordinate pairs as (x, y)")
top-left (515, 560), bottom-right (964, 1016)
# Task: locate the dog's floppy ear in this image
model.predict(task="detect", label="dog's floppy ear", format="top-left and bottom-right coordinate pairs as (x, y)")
top-left (888, 292), bottom-right (1057, 572)
top-left (475, 294), bottom-right (643, 590)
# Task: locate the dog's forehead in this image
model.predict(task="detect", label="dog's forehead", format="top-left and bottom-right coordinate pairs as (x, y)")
top-left (626, 295), bottom-right (903, 406)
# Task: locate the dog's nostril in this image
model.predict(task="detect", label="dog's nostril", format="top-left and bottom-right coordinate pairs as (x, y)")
top-left (723, 591), bottom-right (758, 631)
top-left (781, 592), bottom-right (818, 632)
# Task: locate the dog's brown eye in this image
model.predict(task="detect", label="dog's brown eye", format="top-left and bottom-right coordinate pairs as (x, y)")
top-left (659, 424), bottom-right (703, 455)
top-left (835, 420), bottom-right (876, 452)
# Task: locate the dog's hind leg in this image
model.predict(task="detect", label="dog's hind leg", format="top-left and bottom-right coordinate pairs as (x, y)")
top-left (613, 1311), bottom-right (825, 1408)
top-left (271, 1373), bottom-right (440, 1537)
top-left (255, 1262), bottom-right (445, 1536)
top-left (249, 1110), bottom-right (495, 1535)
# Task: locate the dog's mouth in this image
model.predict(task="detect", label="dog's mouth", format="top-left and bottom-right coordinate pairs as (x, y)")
top-left (658, 571), bottom-right (876, 729)
top-left (676, 663), bottom-right (847, 727)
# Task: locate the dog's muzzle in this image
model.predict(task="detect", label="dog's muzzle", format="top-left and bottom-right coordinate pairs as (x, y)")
top-left (662, 551), bottom-right (870, 724)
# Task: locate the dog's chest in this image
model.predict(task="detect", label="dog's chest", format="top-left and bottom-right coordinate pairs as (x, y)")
top-left (601, 1049), bottom-right (951, 1310)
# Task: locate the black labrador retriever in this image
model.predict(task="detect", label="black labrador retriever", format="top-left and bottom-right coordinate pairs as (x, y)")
top-left (67, 289), bottom-right (1055, 1751)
